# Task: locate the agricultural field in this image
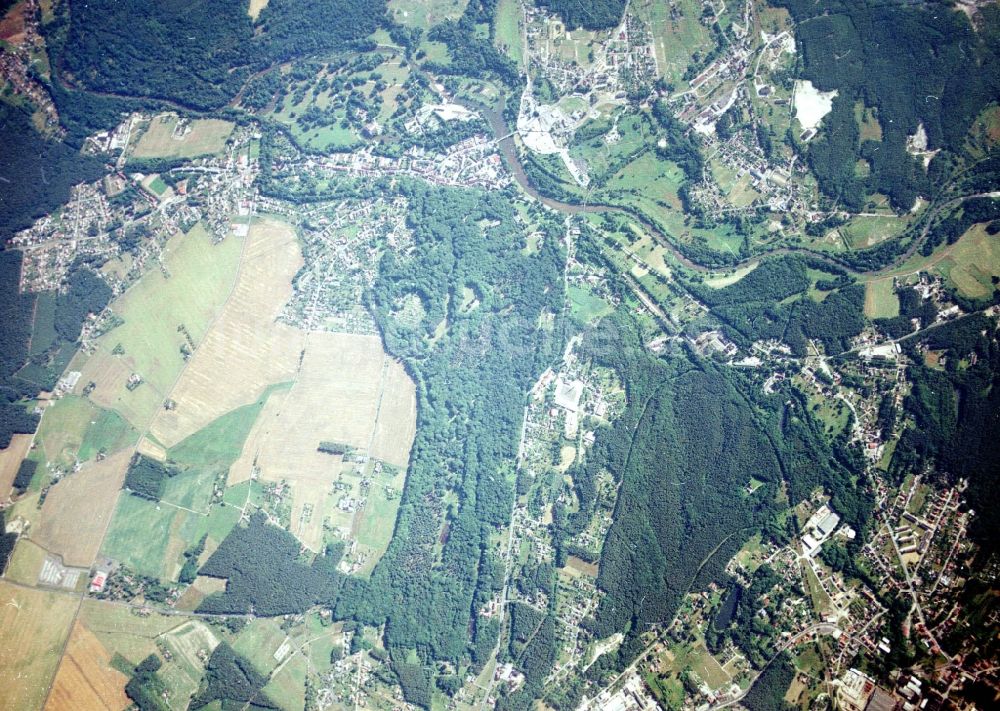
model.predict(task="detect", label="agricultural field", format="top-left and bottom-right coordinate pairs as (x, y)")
top-left (157, 621), bottom-right (220, 706)
top-left (132, 114), bottom-right (234, 159)
top-left (33, 395), bottom-right (96, 470)
top-left (77, 223), bottom-right (244, 432)
top-left (0, 580), bottom-right (79, 711)
top-left (78, 600), bottom-right (182, 666)
top-left (4, 537), bottom-right (48, 585)
top-left (31, 448), bottom-right (132, 567)
top-left (634, 0), bottom-right (715, 87)
top-left (494, 0), bottom-right (523, 66)
top-left (44, 622), bottom-right (130, 711)
top-left (147, 218), bottom-right (302, 449)
top-left (231, 333), bottom-right (415, 552)
top-left (0, 432), bottom-right (33, 497)
top-left (840, 215), bottom-right (909, 250)
top-left (929, 223), bottom-right (1000, 299)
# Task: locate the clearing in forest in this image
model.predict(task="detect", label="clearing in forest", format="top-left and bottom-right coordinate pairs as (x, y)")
top-left (77, 223), bottom-right (244, 431)
top-left (132, 114), bottom-right (234, 159)
top-left (0, 580), bottom-right (79, 711)
top-left (44, 621), bottom-right (130, 711)
top-left (31, 448), bottom-right (132, 567)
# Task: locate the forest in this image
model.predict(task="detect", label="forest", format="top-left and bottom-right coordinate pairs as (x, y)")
top-left (327, 183), bottom-right (566, 699)
top-left (0, 102), bottom-right (106, 239)
top-left (191, 643), bottom-right (276, 710)
top-left (48, 0), bottom-right (387, 111)
top-left (690, 257), bottom-right (865, 356)
top-left (197, 511), bottom-right (343, 616)
top-left (537, 0), bottom-right (627, 30)
top-left (777, 0), bottom-right (1000, 211)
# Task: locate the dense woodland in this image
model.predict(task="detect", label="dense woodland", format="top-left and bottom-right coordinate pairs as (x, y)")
top-left (197, 511), bottom-right (343, 616)
top-left (777, 0), bottom-right (1000, 211)
top-left (891, 314), bottom-right (1000, 543)
top-left (537, 0), bottom-right (627, 30)
top-left (328, 184), bottom-right (566, 703)
top-left (690, 257), bottom-right (866, 356)
top-left (48, 0), bottom-right (387, 112)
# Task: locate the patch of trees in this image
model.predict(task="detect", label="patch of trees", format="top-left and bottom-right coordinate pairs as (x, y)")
top-left (537, 0), bottom-right (627, 30)
top-left (390, 655), bottom-right (433, 709)
top-left (776, 1), bottom-right (1000, 212)
top-left (123, 455), bottom-right (178, 501)
top-left (197, 511), bottom-right (342, 616)
top-left (921, 198), bottom-right (1000, 257)
top-left (0, 510), bottom-right (17, 575)
top-left (875, 283), bottom-right (938, 339)
top-left (124, 654), bottom-right (170, 711)
top-left (0, 103), bottom-right (105, 239)
top-left (712, 565), bottom-right (782, 666)
top-left (191, 643), bottom-right (275, 710)
top-left (742, 652), bottom-right (795, 711)
top-left (12, 459), bottom-right (36, 494)
top-left (651, 100), bottom-right (704, 182)
top-left (54, 265), bottom-right (112, 342)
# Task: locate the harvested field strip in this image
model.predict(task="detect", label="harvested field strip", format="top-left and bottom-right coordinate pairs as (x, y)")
top-left (31, 448), bottom-right (132, 568)
top-left (0, 580), bottom-right (79, 711)
top-left (44, 621), bottom-right (130, 711)
top-left (79, 224), bottom-right (244, 431)
top-left (148, 218), bottom-right (304, 449)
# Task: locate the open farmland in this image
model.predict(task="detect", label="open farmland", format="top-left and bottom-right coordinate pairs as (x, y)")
top-left (0, 580), bottom-right (79, 711)
top-left (34, 395), bottom-right (95, 469)
top-left (230, 333), bottom-right (415, 551)
top-left (78, 223), bottom-right (244, 431)
top-left (44, 621), bottom-right (130, 711)
top-left (148, 218), bottom-right (303, 449)
top-left (79, 600), bottom-right (183, 666)
top-left (931, 223), bottom-right (1000, 299)
top-left (132, 114), bottom-right (234, 159)
top-left (31, 448), bottom-right (132, 567)
top-left (0, 432), bottom-right (33, 497)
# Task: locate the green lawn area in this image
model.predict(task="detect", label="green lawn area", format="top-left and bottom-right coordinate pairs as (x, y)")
top-left (704, 262), bottom-right (759, 289)
top-left (234, 619), bottom-right (288, 675)
top-left (637, 0), bottom-right (716, 86)
top-left (931, 223), bottom-right (1000, 299)
top-left (35, 394), bottom-right (98, 468)
top-left (494, 0), bottom-right (522, 67)
top-left (841, 215), bottom-right (908, 249)
top-left (78, 406), bottom-right (139, 462)
top-left (388, 0), bottom-right (466, 29)
top-left (83, 223), bottom-right (243, 430)
top-left (168, 382), bottom-right (291, 471)
top-left (568, 285), bottom-right (613, 325)
top-left (355, 479), bottom-right (405, 576)
top-left (864, 277), bottom-right (900, 318)
top-left (263, 652), bottom-right (308, 711)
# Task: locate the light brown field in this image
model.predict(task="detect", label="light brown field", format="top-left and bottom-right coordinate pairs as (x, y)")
top-left (135, 436), bottom-right (167, 462)
top-left (5, 537), bottom-right (48, 585)
top-left (248, 0), bottom-right (269, 19)
top-left (45, 622), bottom-right (130, 711)
top-left (132, 114), bottom-right (234, 159)
top-left (0, 580), bottom-right (78, 711)
top-left (230, 333), bottom-right (415, 550)
top-left (0, 433), bottom-right (33, 499)
top-left (31, 449), bottom-right (131, 567)
top-left (148, 218), bottom-right (305, 449)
